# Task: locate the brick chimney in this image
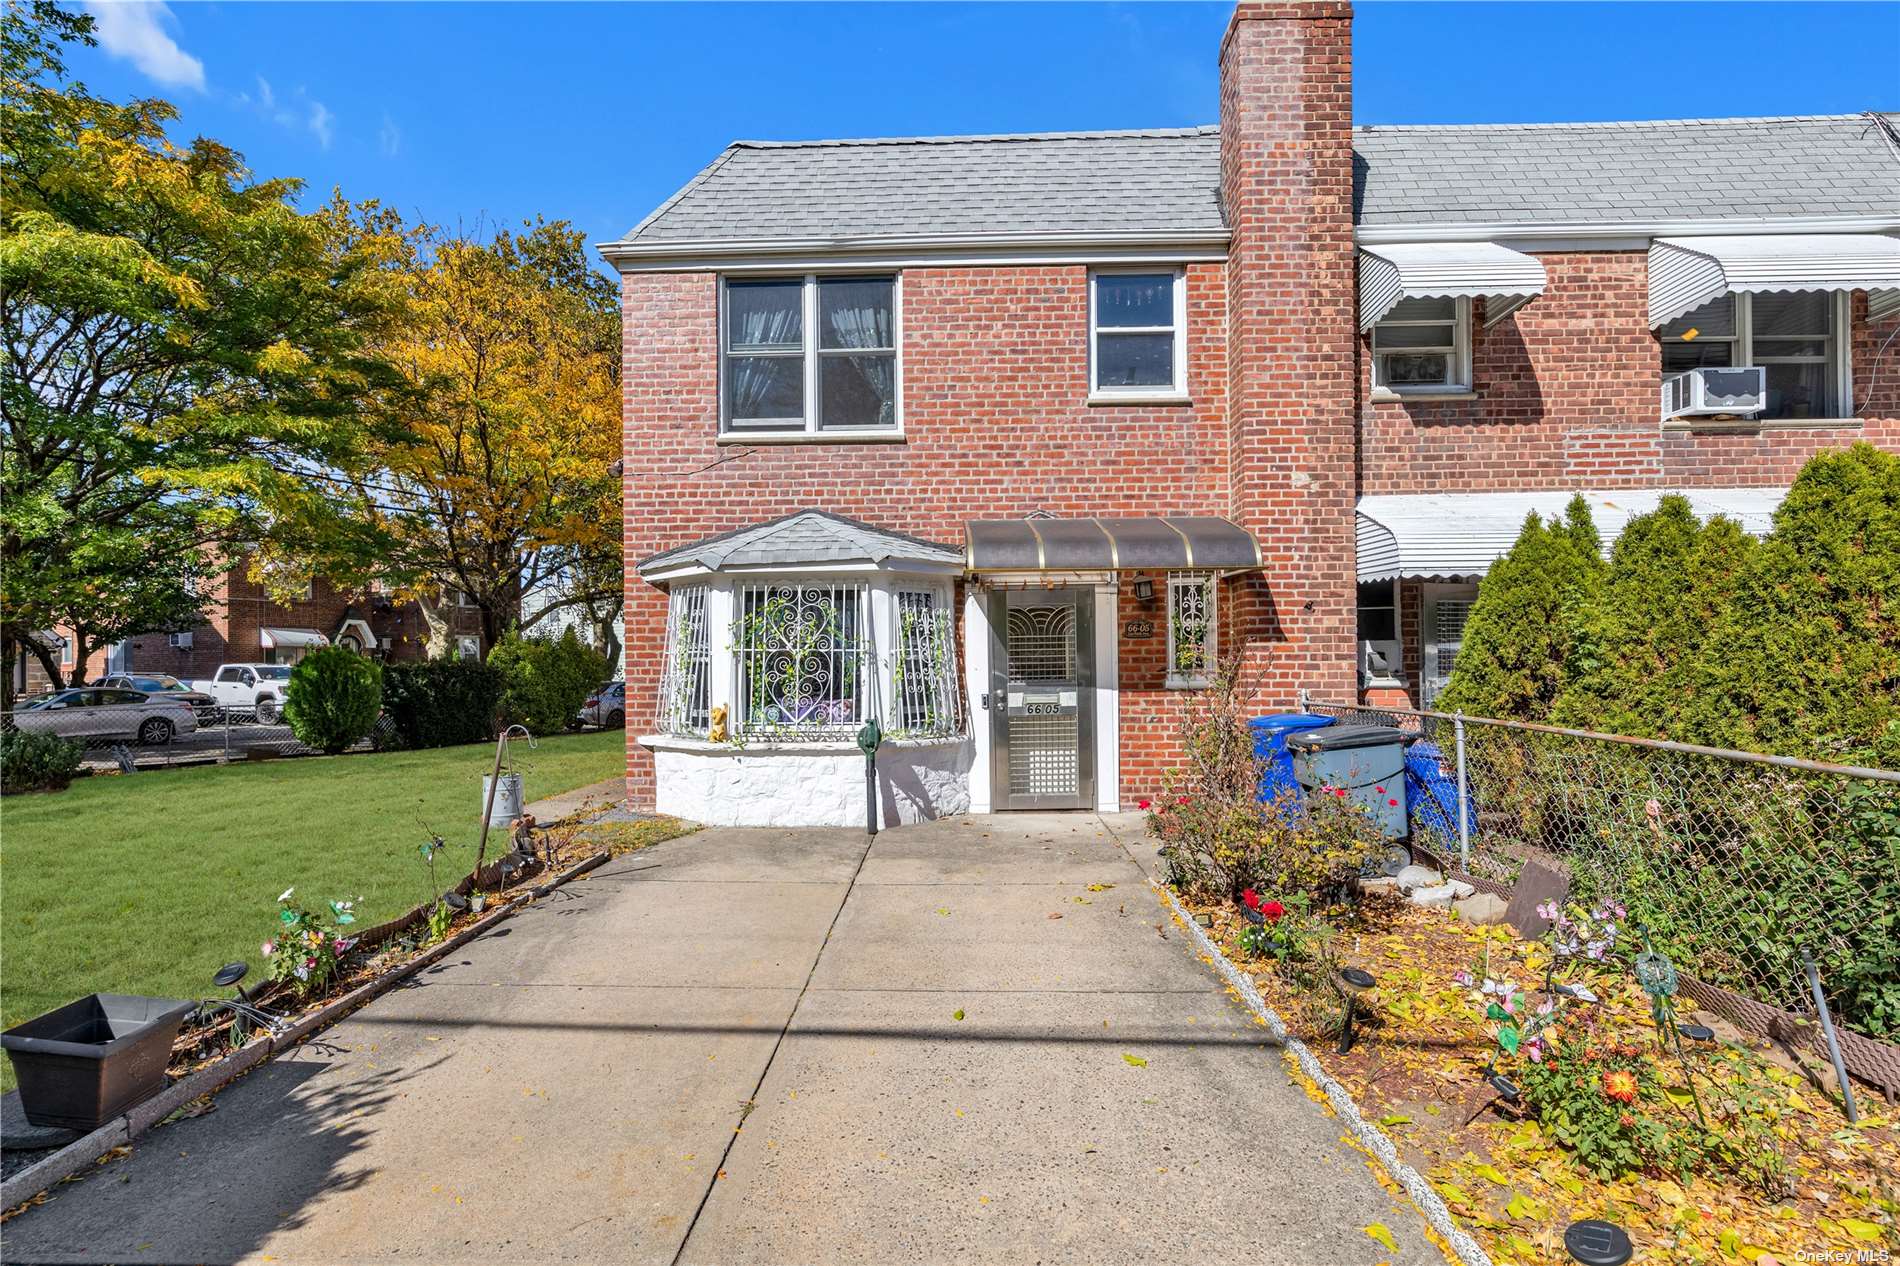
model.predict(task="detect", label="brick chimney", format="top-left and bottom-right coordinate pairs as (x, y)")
top-left (1218, 0), bottom-right (1360, 706)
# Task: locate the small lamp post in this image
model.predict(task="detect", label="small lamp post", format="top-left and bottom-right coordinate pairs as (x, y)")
top-left (1336, 967), bottom-right (1376, 1054)
top-left (856, 719), bottom-right (882, 837)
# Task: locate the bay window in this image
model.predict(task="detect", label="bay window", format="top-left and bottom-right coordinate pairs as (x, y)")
top-left (1090, 270), bottom-right (1187, 398)
top-left (722, 275), bottom-right (899, 435)
top-left (735, 582), bottom-right (869, 737)
top-left (1372, 296), bottom-right (1470, 392)
top-left (1661, 292), bottom-right (1848, 419)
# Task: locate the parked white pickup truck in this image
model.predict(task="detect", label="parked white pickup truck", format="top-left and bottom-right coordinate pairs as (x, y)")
top-left (191, 663), bottom-right (295, 724)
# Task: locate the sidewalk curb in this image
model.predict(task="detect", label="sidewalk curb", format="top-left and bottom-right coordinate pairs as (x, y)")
top-left (1, 849), bottom-right (611, 1214)
top-left (1155, 883), bottom-right (1492, 1266)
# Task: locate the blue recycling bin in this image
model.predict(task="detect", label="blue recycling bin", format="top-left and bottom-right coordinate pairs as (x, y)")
top-left (1404, 739), bottom-right (1476, 846)
top-left (1249, 713), bottom-right (1336, 813)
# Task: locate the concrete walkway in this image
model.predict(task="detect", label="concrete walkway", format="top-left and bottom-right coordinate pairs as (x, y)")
top-left (3, 815), bottom-right (1443, 1265)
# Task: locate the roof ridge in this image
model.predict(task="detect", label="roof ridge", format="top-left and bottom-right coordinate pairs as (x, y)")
top-left (727, 125), bottom-right (1219, 149)
top-left (1353, 113), bottom-right (1871, 133)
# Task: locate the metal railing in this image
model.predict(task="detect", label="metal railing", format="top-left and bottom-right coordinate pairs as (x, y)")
top-left (1303, 696), bottom-right (1900, 1066)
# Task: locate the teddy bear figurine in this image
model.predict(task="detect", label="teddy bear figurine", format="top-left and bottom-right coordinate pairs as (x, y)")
top-left (707, 703), bottom-right (729, 743)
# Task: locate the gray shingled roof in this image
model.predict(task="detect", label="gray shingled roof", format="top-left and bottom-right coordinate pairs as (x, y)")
top-left (1354, 115), bottom-right (1900, 226)
top-left (618, 115), bottom-right (1898, 244)
top-left (623, 128), bottom-right (1224, 242)
top-left (636, 510), bottom-right (962, 577)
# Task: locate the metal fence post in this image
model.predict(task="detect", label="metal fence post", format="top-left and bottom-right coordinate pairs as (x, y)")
top-left (1453, 713), bottom-right (1470, 872)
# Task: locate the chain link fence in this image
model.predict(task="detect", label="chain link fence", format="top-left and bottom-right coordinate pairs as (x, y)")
top-left (2, 698), bottom-right (394, 771)
top-left (1305, 697), bottom-right (1900, 1090)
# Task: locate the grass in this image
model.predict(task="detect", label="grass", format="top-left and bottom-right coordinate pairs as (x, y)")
top-left (0, 730), bottom-right (627, 1085)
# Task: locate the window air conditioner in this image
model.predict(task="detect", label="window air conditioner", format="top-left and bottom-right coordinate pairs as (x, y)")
top-left (168, 631), bottom-right (193, 650)
top-left (1662, 366), bottom-right (1764, 419)
top-left (1359, 639), bottom-right (1402, 685)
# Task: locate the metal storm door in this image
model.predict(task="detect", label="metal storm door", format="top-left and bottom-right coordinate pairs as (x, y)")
top-left (989, 588), bottom-right (1094, 810)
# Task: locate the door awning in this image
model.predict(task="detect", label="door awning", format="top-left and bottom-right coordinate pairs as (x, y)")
top-left (260, 627), bottom-right (329, 651)
top-left (966, 517), bottom-right (1261, 573)
top-left (1648, 234), bottom-right (1900, 327)
top-left (1357, 242), bottom-right (1548, 330)
top-left (1355, 488), bottom-right (1786, 582)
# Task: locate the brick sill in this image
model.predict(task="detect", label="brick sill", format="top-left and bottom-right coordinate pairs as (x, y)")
top-left (1661, 417), bottom-right (1864, 433)
top-left (1086, 393), bottom-right (1194, 408)
top-left (716, 431), bottom-right (908, 446)
top-left (1370, 389), bottom-right (1479, 404)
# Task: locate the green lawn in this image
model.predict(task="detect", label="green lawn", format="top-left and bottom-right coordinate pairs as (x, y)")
top-left (0, 730), bottom-right (626, 1080)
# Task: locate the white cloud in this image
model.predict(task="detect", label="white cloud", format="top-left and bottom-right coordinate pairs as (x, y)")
top-left (378, 114), bottom-right (401, 159)
top-left (84, 1), bottom-right (205, 91)
top-left (235, 75), bottom-right (333, 150)
top-left (307, 100), bottom-right (334, 150)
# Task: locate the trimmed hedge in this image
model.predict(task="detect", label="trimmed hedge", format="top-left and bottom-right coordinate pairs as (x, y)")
top-left (0, 728), bottom-right (85, 794)
top-left (379, 659), bottom-right (505, 750)
top-left (284, 646), bottom-right (383, 755)
top-left (491, 629), bottom-right (607, 737)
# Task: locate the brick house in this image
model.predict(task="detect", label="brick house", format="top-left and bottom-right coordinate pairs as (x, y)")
top-left (20, 556), bottom-right (485, 694)
top-left (606, 0), bottom-right (1900, 827)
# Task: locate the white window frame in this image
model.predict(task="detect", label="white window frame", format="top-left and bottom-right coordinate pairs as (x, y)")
top-left (1371, 296), bottom-right (1472, 394)
top-left (168, 631), bottom-right (194, 650)
top-left (718, 274), bottom-right (903, 439)
top-left (1165, 571), bottom-right (1216, 690)
top-left (1661, 292), bottom-right (1852, 420)
top-left (657, 584), bottom-right (712, 737)
top-left (890, 582), bottom-right (961, 738)
top-left (1088, 268), bottom-right (1189, 402)
top-left (1356, 579), bottom-right (1403, 689)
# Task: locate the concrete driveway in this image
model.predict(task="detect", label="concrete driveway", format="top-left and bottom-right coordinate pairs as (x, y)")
top-left (3, 814), bottom-right (1443, 1265)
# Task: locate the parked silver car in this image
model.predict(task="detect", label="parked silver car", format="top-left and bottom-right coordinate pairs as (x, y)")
top-left (92, 673), bottom-right (223, 724)
top-left (575, 681), bottom-right (626, 730)
top-left (8, 687), bottom-right (199, 746)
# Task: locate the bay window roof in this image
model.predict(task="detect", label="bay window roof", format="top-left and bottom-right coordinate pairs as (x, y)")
top-left (1356, 489), bottom-right (1786, 582)
top-left (1357, 242), bottom-right (1548, 330)
top-left (636, 510), bottom-right (962, 583)
top-left (1647, 233), bottom-right (1900, 327)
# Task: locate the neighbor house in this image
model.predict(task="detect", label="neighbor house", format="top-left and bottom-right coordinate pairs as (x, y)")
top-left (18, 556), bottom-right (486, 694)
top-left (604, 0), bottom-right (1900, 827)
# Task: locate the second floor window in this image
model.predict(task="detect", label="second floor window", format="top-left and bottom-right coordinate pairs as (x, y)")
top-left (1661, 292), bottom-right (1845, 420)
top-left (722, 275), bottom-right (898, 435)
top-left (1090, 270), bottom-right (1186, 397)
top-left (1372, 296), bottom-right (1470, 392)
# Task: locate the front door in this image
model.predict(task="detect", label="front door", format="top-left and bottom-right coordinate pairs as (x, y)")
top-left (989, 588), bottom-right (1094, 810)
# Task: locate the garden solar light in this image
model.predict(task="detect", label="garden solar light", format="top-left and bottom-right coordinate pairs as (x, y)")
top-left (443, 890), bottom-right (469, 912)
top-left (1563, 1219), bottom-right (1633, 1266)
top-left (1336, 967), bottom-right (1375, 1054)
top-left (1486, 1071), bottom-right (1521, 1102)
top-left (1677, 1023), bottom-right (1715, 1043)
top-left (213, 961), bottom-right (248, 993)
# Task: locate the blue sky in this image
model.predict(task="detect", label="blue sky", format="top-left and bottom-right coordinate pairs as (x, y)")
top-left (69, 1), bottom-right (1900, 248)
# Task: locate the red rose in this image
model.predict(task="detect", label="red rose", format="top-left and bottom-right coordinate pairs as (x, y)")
top-left (1177, 796), bottom-right (1190, 805)
top-left (1334, 787), bottom-right (1347, 798)
top-left (1137, 798), bottom-right (1152, 810)
top-left (1241, 889), bottom-right (1262, 911)
top-left (1262, 900), bottom-right (1286, 923)
top-left (1388, 798), bottom-right (1399, 807)
top-left (1375, 786), bottom-right (1385, 795)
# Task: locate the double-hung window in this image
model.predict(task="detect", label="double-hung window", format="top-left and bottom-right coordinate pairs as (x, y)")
top-left (1166, 572), bottom-right (1216, 688)
top-left (1661, 292), bottom-right (1847, 419)
top-left (1372, 297), bottom-right (1470, 392)
top-left (1090, 270), bottom-right (1187, 398)
top-left (722, 276), bottom-right (899, 435)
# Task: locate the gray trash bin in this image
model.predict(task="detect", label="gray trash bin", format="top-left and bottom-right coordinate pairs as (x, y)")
top-left (1286, 724), bottom-right (1409, 838)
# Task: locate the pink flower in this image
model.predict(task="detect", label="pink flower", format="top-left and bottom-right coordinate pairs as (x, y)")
top-left (261, 941), bottom-right (276, 957)
top-left (1524, 1038), bottom-right (1545, 1062)
top-left (1137, 798), bottom-right (1152, 810)
top-left (1177, 796), bottom-right (1189, 805)
top-left (1453, 970), bottom-right (1473, 987)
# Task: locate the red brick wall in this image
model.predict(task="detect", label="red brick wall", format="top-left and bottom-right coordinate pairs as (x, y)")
top-left (1219, 0), bottom-right (1360, 710)
top-left (620, 264), bottom-right (1237, 807)
top-left (1359, 254), bottom-right (1900, 494)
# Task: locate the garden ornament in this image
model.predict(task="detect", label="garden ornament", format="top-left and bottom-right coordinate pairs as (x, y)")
top-left (857, 719), bottom-right (882, 836)
top-left (1335, 966), bottom-right (1376, 1054)
top-left (707, 704), bottom-right (728, 744)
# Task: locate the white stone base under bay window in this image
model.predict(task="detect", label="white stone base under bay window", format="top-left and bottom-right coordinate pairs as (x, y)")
top-left (644, 734), bottom-right (973, 828)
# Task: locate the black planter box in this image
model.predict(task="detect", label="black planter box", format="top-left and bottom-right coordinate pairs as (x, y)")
top-left (2, 994), bottom-right (195, 1130)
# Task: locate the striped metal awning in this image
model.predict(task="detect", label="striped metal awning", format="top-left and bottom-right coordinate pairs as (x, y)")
top-left (1648, 234), bottom-right (1900, 327)
top-left (1357, 242), bottom-right (1548, 330)
top-left (966, 517), bottom-right (1262, 573)
top-left (1356, 488), bottom-right (1787, 582)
